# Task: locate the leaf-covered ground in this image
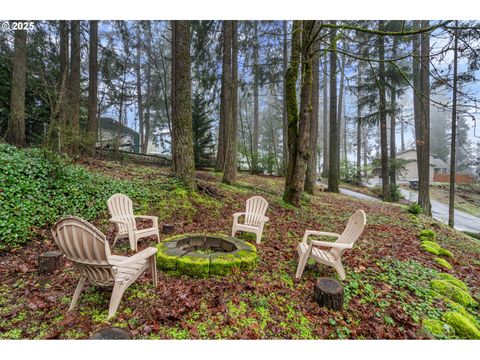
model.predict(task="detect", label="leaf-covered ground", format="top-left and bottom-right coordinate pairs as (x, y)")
top-left (0, 159), bottom-right (479, 339)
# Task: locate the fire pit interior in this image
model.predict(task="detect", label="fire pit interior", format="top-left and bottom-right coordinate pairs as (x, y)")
top-left (156, 233), bottom-right (257, 277)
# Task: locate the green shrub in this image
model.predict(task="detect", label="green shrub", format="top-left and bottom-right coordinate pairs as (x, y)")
top-left (434, 258), bottom-right (453, 270)
top-left (442, 312), bottom-right (480, 339)
top-left (437, 248), bottom-right (453, 258)
top-left (406, 203), bottom-right (423, 215)
top-left (421, 319), bottom-right (454, 339)
top-left (0, 144), bottom-right (149, 249)
top-left (431, 280), bottom-right (477, 307)
top-left (419, 229), bottom-right (436, 241)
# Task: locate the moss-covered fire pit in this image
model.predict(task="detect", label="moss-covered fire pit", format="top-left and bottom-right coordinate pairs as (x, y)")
top-left (156, 233), bottom-right (257, 277)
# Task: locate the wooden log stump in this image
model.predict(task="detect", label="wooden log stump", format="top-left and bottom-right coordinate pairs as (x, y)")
top-left (162, 224), bottom-right (175, 234)
top-left (313, 277), bottom-right (344, 311)
top-left (38, 251), bottom-right (63, 274)
top-left (90, 327), bottom-right (133, 340)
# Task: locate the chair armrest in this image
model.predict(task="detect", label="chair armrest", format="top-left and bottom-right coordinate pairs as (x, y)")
top-left (134, 215), bottom-right (158, 221)
top-left (310, 240), bottom-right (352, 250)
top-left (112, 247), bottom-right (158, 267)
top-left (303, 230), bottom-right (340, 243)
top-left (233, 212), bottom-right (246, 220)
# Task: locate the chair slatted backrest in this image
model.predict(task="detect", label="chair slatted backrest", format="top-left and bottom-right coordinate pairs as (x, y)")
top-left (245, 196), bottom-right (268, 226)
top-left (330, 210), bottom-right (367, 258)
top-left (51, 216), bottom-right (115, 286)
top-left (107, 194), bottom-right (136, 234)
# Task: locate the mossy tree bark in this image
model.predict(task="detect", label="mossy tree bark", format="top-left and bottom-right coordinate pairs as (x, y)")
top-left (87, 20), bottom-right (98, 154)
top-left (171, 20), bottom-right (196, 191)
top-left (7, 28), bottom-right (27, 147)
top-left (222, 21), bottom-right (238, 185)
top-left (283, 20), bottom-right (314, 207)
top-left (304, 22), bottom-right (321, 194)
top-left (378, 20), bottom-right (391, 202)
top-left (58, 21), bottom-right (69, 151)
top-left (321, 53), bottom-right (329, 178)
top-left (215, 21), bottom-right (232, 172)
top-left (327, 21), bottom-right (339, 193)
top-left (68, 20), bottom-right (81, 155)
top-left (282, 20), bottom-right (289, 176)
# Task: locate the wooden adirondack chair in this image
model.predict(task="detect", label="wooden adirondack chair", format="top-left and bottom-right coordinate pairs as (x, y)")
top-left (107, 193), bottom-right (160, 251)
top-left (231, 196), bottom-right (269, 244)
top-left (295, 210), bottom-right (366, 281)
top-left (51, 216), bottom-right (158, 318)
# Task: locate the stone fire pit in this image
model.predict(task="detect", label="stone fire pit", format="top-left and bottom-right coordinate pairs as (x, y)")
top-left (156, 233), bottom-right (257, 277)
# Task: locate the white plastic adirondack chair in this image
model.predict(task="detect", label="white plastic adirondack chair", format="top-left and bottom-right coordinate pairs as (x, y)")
top-left (107, 194), bottom-right (160, 251)
top-left (231, 196), bottom-right (269, 244)
top-left (295, 210), bottom-right (366, 281)
top-left (51, 216), bottom-right (158, 318)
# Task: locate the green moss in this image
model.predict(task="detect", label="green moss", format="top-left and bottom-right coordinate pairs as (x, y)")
top-left (434, 258), bottom-right (453, 270)
top-left (443, 299), bottom-right (479, 327)
top-left (421, 319), bottom-right (454, 339)
top-left (235, 250), bottom-right (258, 271)
top-left (442, 311), bottom-right (480, 339)
top-left (419, 229), bottom-right (436, 241)
top-left (436, 273), bottom-right (468, 292)
top-left (176, 254), bottom-right (210, 278)
top-left (438, 248), bottom-right (453, 258)
top-left (431, 280), bottom-right (477, 307)
top-left (156, 250), bottom-right (178, 270)
top-left (209, 254), bottom-right (242, 276)
top-left (421, 241), bottom-right (441, 255)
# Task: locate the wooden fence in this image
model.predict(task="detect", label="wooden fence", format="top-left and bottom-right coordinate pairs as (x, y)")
top-left (433, 173), bottom-right (475, 184)
top-left (96, 149), bottom-right (172, 167)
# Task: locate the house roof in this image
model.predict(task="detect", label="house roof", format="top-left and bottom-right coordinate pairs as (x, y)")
top-left (99, 117), bottom-right (139, 137)
top-left (396, 148), bottom-right (448, 169)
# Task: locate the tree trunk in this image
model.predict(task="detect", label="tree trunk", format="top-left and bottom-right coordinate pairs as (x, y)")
top-left (356, 63), bottom-right (362, 184)
top-left (400, 120), bottom-right (405, 151)
top-left (222, 21), bottom-right (238, 185)
top-left (215, 21), bottom-right (231, 172)
top-left (58, 21), bottom-right (69, 150)
top-left (171, 21), bottom-right (196, 190)
top-left (283, 20), bottom-right (310, 207)
top-left (418, 20), bottom-right (432, 215)
top-left (143, 25), bottom-right (153, 154)
top-left (378, 20), bottom-right (390, 202)
top-left (38, 251), bottom-right (63, 274)
top-left (282, 20), bottom-right (289, 176)
top-left (337, 51), bottom-right (346, 173)
top-left (389, 38), bottom-right (398, 199)
top-left (304, 23), bottom-right (320, 195)
top-left (327, 21), bottom-right (339, 193)
top-left (321, 53), bottom-right (329, 178)
top-left (87, 20), bottom-right (98, 154)
top-left (135, 22), bottom-right (144, 154)
top-left (68, 20), bottom-right (81, 154)
top-left (313, 277), bottom-right (344, 311)
top-left (7, 28), bottom-right (27, 147)
top-left (448, 22), bottom-right (458, 228)
top-left (252, 21), bottom-right (260, 174)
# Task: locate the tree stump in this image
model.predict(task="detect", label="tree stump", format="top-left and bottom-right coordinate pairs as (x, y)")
top-left (313, 277), bottom-right (344, 311)
top-left (90, 327), bottom-right (132, 340)
top-left (38, 251), bottom-right (63, 274)
top-left (162, 224), bottom-right (175, 234)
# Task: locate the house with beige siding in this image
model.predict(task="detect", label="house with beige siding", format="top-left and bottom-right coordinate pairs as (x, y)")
top-left (396, 149), bottom-right (448, 182)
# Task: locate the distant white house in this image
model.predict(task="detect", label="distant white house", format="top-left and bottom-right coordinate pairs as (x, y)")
top-left (396, 149), bottom-right (448, 182)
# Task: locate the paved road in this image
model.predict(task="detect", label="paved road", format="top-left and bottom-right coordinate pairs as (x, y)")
top-left (319, 180), bottom-right (480, 233)
top-left (398, 188), bottom-right (480, 233)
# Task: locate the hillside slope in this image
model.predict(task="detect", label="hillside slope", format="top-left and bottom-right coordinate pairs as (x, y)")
top-left (0, 147), bottom-right (479, 339)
